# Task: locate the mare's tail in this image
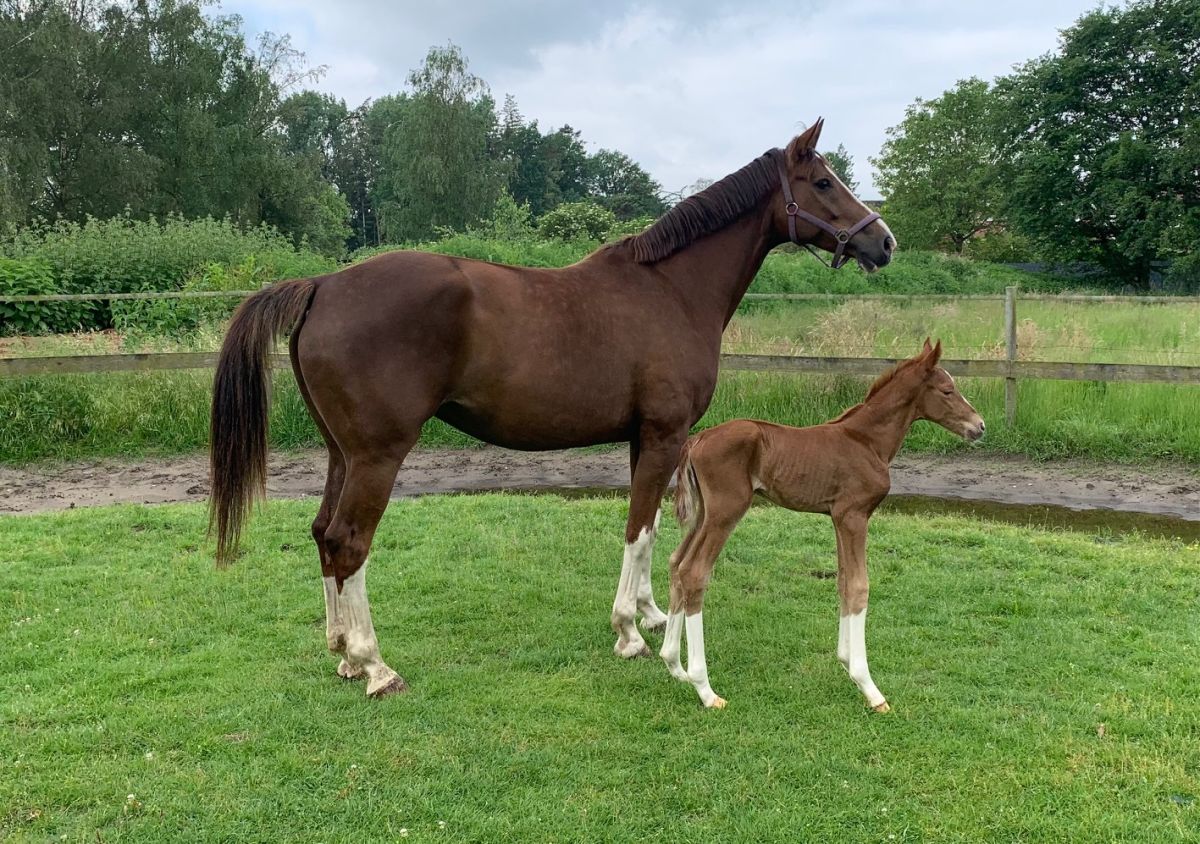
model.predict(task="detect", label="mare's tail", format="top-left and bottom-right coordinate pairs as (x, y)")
top-left (673, 437), bottom-right (703, 531)
top-left (209, 278), bottom-right (316, 565)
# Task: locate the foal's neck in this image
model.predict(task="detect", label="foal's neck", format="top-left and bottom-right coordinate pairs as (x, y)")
top-left (655, 206), bottom-right (780, 331)
top-left (840, 379), bottom-right (923, 465)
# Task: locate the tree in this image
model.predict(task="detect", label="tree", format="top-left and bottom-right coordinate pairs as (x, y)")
top-left (373, 43), bottom-right (502, 241)
top-left (871, 78), bottom-right (1003, 252)
top-left (823, 143), bottom-right (859, 193)
top-left (585, 149), bottom-right (665, 220)
top-left (995, 0), bottom-right (1200, 286)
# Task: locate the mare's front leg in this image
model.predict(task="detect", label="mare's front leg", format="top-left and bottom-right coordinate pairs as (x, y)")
top-left (833, 511), bottom-right (890, 713)
top-left (611, 430), bottom-right (684, 658)
top-left (627, 441), bottom-right (668, 631)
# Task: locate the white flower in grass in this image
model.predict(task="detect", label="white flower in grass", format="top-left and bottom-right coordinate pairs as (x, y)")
top-left (438, 820), bottom-right (446, 829)
top-left (399, 828), bottom-right (409, 837)
top-left (144, 751), bottom-right (154, 760)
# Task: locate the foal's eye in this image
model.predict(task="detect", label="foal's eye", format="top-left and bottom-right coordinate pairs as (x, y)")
top-left (941, 389), bottom-right (954, 396)
top-left (815, 178), bottom-right (832, 190)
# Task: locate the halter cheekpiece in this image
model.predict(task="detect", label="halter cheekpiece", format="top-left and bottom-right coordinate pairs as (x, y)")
top-left (775, 154), bottom-right (880, 269)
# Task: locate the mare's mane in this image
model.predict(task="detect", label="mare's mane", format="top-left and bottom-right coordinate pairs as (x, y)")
top-left (614, 147), bottom-right (786, 264)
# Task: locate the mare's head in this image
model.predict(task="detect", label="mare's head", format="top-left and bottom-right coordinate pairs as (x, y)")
top-left (908, 339), bottom-right (985, 441)
top-left (777, 119), bottom-right (895, 271)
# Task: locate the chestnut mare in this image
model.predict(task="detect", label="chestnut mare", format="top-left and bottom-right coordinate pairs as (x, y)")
top-left (663, 340), bottom-right (985, 711)
top-left (209, 119), bottom-right (895, 698)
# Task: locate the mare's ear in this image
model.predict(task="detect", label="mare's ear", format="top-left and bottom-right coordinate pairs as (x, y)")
top-left (787, 117), bottom-right (824, 162)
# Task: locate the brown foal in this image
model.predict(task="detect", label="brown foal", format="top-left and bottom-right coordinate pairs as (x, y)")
top-left (662, 340), bottom-right (984, 711)
top-left (209, 119), bottom-right (896, 697)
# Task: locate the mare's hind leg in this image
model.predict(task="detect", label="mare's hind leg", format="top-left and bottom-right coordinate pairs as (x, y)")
top-left (629, 441), bottom-right (668, 631)
top-left (291, 345), bottom-right (361, 680)
top-left (612, 429), bottom-right (685, 658)
top-left (314, 449), bottom-right (364, 681)
top-left (324, 448), bottom-right (411, 698)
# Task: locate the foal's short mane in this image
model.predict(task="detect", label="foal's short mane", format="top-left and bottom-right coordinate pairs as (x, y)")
top-left (616, 148), bottom-right (785, 264)
top-left (829, 357), bottom-right (920, 423)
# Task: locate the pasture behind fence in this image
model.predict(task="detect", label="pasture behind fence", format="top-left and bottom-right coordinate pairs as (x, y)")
top-left (2, 287), bottom-right (1198, 428)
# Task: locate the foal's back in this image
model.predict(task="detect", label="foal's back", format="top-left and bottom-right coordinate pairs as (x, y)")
top-left (685, 417), bottom-right (890, 517)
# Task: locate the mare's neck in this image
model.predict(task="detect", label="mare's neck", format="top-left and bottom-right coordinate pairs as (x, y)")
top-left (654, 206), bottom-right (781, 331)
top-left (839, 381), bottom-right (922, 465)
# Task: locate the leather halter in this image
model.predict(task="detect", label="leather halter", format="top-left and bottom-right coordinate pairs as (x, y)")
top-left (776, 154), bottom-right (881, 269)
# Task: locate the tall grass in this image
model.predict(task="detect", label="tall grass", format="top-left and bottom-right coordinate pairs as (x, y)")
top-left (1, 366), bottom-right (1196, 464)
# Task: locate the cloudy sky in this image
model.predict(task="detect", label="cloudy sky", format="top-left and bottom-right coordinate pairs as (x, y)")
top-left (223, 0), bottom-right (1099, 198)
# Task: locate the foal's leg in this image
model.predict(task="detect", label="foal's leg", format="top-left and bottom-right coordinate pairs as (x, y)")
top-left (663, 502), bottom-right (746, 708)
top-left (628, 442), bottom-right (668, 631)
top-left (324, 450), bottom-right (409, 698)
top-left (833, 512), bottom-right (889, 712)
top-left (611, 432), bottom-right (684, 658)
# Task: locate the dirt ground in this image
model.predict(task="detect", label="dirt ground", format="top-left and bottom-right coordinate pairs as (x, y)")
top-left (0, 447), bottom-right (1196, 520)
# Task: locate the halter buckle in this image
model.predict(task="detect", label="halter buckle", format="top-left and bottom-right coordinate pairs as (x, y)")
top-left (835, 230), bottom-right (851, 244)
top-left (785, 201), bottom-right (798, 216)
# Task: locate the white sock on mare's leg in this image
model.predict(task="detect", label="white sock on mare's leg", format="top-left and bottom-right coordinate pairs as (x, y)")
top-left (324, 576), bottom-right (363, 679)
top-left (339, 559), bottom-right (405, 696)
top-left (636, 510), bottom-right (668, 630)
top-left (612, 528), bottom-right (652, 658)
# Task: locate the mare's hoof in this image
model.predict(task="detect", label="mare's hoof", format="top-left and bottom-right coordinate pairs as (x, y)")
top-left (368, 675), bottom-right (409, 699)
top-left (337, 659), bottom-right (365, 680)
top-left (872, 701), bottom-right (892, 714)
top-left (614, 639), bottom-right (651, 659)
top-left (707, 696), bottom-right (727, 710)
top-left (640, 615), bottom-right (668, 633)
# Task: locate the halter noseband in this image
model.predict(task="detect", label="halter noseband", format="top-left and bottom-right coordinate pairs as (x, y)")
top-left (776, 155), bottom-right (881, 269)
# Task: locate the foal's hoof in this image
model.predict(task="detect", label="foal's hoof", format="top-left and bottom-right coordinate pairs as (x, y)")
top-left (337, 659), bottom-right (365, 680)
top-left (614, 638), bottom-right (651, 659)
top-left (367, 675), bottom-right (409, 699)
top-left (872, 701), bottom-right (892, 714)
top-left (707, 696), bottom-right (727, 710)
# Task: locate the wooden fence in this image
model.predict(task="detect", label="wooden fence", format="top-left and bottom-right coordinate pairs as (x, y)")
top-left (3, 287), bottom-right (1198, 425)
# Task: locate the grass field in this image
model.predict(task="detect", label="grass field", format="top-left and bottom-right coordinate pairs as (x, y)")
top-left (3, 495), bottom-right (1199, 841)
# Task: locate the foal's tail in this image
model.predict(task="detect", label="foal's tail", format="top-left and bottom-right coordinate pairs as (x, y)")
top-left (673, 437), bottom-right (703, 532)
top-left (209, 278), bottom-right (316, 566)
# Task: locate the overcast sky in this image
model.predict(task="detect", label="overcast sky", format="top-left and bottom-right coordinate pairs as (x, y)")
top-left (223, 0), bottom-right (1099, 198)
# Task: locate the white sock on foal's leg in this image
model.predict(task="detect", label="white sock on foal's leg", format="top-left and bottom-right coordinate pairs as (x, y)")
top-left (840, 609), bottom-right (888, 712)
top-left (612, 527), bottom-right (653, 658)
top-left (339, 559), bottom-right (406, 697)
top-left (323, 576), bottom-right (363, 679)
top-left (659, 611), bottom-right (688, 681)
top-left (636, 510), bottom-right (668, 631)
top-left (686, 612), bottom-right (725, 709)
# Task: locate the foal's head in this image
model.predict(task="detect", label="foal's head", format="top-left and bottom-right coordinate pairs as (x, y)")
top-left (908, 339), bottom-right (986, 441)
top-left (777, 119), bottom-right (896, 271)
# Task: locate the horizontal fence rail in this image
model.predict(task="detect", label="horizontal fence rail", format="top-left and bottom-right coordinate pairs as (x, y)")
top-left (3, 351), bottom-right (1198, 384)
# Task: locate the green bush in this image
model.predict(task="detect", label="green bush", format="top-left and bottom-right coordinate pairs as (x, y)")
top-left (0, 257), bottom-right (94, 334)
top-left (0, 215), bottom-right (335, 332)
top-left (537, 202), bottom-right (616, 242)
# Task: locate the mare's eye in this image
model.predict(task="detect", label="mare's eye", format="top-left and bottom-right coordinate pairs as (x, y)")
top-left (815, 178), bottom-right (832, 190)
top-left (941, 389), bottom-right (954, 395)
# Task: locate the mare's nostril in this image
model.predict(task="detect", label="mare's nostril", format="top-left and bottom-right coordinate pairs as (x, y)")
top-left (883, 236), bottom-right (894, 253)
top-left (979, 420), bottom-right (986, 431)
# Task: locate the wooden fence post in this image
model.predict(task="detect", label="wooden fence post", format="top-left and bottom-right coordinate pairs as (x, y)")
top-left (1005, 285), bottom-right (1018, 426)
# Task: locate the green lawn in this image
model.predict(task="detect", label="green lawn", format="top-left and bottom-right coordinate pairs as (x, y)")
top-left (3, 495), bottom-right (1198, 841)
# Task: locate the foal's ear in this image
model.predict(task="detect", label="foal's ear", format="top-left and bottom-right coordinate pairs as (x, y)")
top-left (788, 117), bottom-right (825, 160)
top-left (923, 338), bottom-right (943, 369)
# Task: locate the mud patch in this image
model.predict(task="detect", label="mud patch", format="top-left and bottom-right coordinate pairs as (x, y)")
top-left (0, 448), bottom-right (1195, 522)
